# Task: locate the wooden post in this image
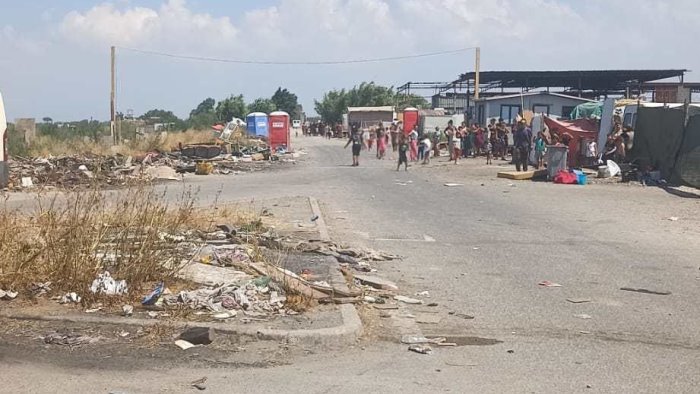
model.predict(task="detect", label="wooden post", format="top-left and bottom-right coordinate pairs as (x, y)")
top-left (474, 47), bottom-right (481, 100)
top-left (110, 46), bottom-right (116, 144)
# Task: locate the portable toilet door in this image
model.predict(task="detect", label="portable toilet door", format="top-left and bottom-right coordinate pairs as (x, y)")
top-left (268, 111), bottom-right (291, 153)
top-left (246, 112), bottom-right (269, 137)
top-left (403, 107), bottom-right (419, 135)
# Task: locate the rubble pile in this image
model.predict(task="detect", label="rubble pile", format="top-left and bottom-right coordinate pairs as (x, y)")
top-left (5, 146), bottom-right (304, 190)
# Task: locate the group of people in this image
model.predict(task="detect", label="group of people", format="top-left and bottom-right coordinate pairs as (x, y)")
top-left (303, 121), bottom-right (344, 139)
top-left (345, 121), bottom-right (433, 170)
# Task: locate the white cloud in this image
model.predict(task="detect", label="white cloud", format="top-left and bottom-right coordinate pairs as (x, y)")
top-left (60, 0), bottom-right (238, 51)
top-left (3, 0), bottom-right (700, 120)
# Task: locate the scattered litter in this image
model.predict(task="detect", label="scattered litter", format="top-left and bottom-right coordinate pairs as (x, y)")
top-left (566, 298), bottom-right (591, 304)
top-left (58, 292), bottom-right (81, 304)
top-left (175, 339), bottom-right (196, 350)
top-left (44, 332), bottom-right (98, 346)
top-left (443, 183), bottom-right (463, 187)
top-left (574, 314), bottom-right (592, 320)
top-left (354, 274), bottom-right (398, 291)
top-left (0, 289), bottom-right (18, 300)
top-left (179, 327), bottom-right (215, 345)
top-left (373, 304), bottom-right (399, 310)
top-left (147, 311), bottom-right (160, 319)
top-left (401, 334), bottom-right (446, 345)
top-left (21, 177), bottom-right (34, 188)
top-left (191, 377), bottom-right (207, 391)
top-left (472, 247), bottom-right (480, 250)
top-left (394, 295), bottom-right (423, 305)
top-left (29, 282), bottom-right (52, 296)
top-left (122, 304), bottom-right (134, 316)
top-left (310, 215), bottom-right (319, 222)
top-left (667, 217), bottom-right (679, 221)
top-left (427, 302), bottom-right (438, 307)
top-left (620, 287), bottom-right (671, 296)
top-left (118, 330), bottom-right (130, 338)
top-left (213, 311), bottom-right (237, 320)
top-left (85, 306), bottom-right (102, 313)
top-left (90, 271), bottom-right (128, 296)
top-left (408, 344), bottom-right (433, 354)
top-left (538, 280), bottom-right (562, 287)
top-left (448, 312), bottom-right (475, 320)
top-left (141, 282), bottom-right (165, 305)
top-left (415, 291), bottom-right (430, 297)
top-left (507, 349), bottom-right (515, 354)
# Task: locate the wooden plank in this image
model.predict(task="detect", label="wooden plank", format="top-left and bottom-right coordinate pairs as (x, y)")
top-left (497, 169), bottom-right (547, 180)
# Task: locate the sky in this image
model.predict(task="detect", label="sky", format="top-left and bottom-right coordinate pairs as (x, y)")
top-left (0, 0), bottom-right (698, 121)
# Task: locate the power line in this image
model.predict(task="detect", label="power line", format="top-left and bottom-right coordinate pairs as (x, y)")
top-left (116, 46), bottom-right (476, 66)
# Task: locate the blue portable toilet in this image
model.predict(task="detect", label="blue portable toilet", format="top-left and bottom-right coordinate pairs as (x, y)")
top-left (246, 112), bottom-right (269, 137)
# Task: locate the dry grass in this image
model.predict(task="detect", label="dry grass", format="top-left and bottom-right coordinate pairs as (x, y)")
top-left (27, 130), bottom-right (218, 158)
top-left (0, 185), bottom-right (202, 303)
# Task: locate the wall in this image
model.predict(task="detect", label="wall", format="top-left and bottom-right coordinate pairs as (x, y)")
top-left (347, 111), bottom-right (394, 129)
top-left (477, 94), bottom-right (591, 124)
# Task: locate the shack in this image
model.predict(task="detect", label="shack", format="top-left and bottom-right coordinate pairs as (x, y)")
top-left (474, 92), bottom-right (595, 125)
top-left (347, 106), bottom-right (395, 130)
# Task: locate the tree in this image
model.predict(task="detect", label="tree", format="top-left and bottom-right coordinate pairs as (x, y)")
top-left (395, 94), bottom-right (430, 110)
top-left (140, 109), bottom-right (186, 130)
top-left (42, 117), bottom-right (53, 123)
top-left (189, 98), bottom-right (216, 118)
top-left (271, 87), bottom-right (300, 118)
top-left (248, 98), bottom-right (276, 114)
top-left (314, 89), bottom-right (348, 124)
top-left (314, 82), bottom-right (401, 124)
top-left (215, 94), bottom-right (247, 122)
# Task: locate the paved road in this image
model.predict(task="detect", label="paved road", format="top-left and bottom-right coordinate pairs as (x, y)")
top-left (3, 135), bottom-right (699, 393)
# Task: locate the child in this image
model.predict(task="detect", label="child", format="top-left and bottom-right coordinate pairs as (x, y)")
top-left (535, 131), bottom-right (547, 169)
top-left (486, 138), bottom-right (493, 165)
top-left (421, 136), bottom-right (432, 164)
top-left (397, 134), bottom-right (409, 171)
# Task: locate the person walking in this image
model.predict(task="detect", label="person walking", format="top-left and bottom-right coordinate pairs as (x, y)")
top-left (452, 127), bottom-right (462, 164)
top-left (377, 124), bottom-right (387, 159)
top-left (513, 120), bottom-right (533, 171)
top-left (445, 120), bottom-right (456, 161)
top-left (408, 124), bottom-right (419, 162)
top-left (344, 123), bottom-right (364, 167)
top-left (396, 133), bottom-right (409, 171)
top-left (432, 126), bottom-right (441, 158)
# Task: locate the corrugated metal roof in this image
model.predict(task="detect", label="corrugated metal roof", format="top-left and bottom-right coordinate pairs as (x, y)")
top-left (347, 106), bottom-right (394, 112)
top-left (475, 91), bottom-right (596, 103)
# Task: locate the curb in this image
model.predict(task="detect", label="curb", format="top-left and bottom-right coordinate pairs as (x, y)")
top-left (0, 304), bottom-right (362, 349)
top-left (308, 197), bottom-right (330, 242)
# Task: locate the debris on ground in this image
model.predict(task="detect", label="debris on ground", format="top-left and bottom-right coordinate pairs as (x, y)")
top-left (43, 332), bottom-right (99, 346)
top-left (179, 327), bottom-right (215, 345)
top-left (175, 339), bottom-right (197, 350)
top-left (6, 145), bottom-right (301, 190)
top-left (90, 271), bottom-right (128, 295)
top-left (56, 292), bottom-right (81, 304)
top-left (395, 295), bottom-right (423, 304)
top-left (620, 287), bottom-right (672, 296)
top-left (191, 377), bottom-right (208, 391)
top-left (0, 289), bottom-right (18, 300)
top-left (574, 314), bottom-right (593, 320)
top-left (566, 298), bottom-right (592, 304)
top-left (538, 280), bottom-right (562, 287)
top-left (408, 344), bottom-right (433, 354)
top-left (122, 304), bottom-right (134, 316)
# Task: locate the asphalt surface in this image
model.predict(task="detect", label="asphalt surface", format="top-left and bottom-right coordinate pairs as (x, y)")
top-left (2, 135), bottom-right (699, 393)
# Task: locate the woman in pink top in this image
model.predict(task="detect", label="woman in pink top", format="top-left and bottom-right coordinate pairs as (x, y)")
top-left (376, 123), bottom-right (387, 159)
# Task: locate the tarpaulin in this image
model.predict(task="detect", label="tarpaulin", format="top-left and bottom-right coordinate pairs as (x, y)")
top-left (571, 102), bottom-right (603, 120)
top-left (544, 117), bottom-right (598, 167)
top-left (629, 106), bottom-right (685, 180)
top-left (675, 113), bottom-right (700, 188)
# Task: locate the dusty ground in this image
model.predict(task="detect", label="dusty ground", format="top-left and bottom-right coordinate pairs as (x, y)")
top-left (1, 135), bottom-right (699, 393)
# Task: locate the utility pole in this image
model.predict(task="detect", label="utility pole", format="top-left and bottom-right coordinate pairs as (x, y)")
top-left (110, 46), bottom-right (117, 144)
top-left (474, 47), bottom-right (481, 100)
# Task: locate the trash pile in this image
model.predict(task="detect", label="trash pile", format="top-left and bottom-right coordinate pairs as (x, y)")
top-left (6, 147), bottom-right (305, 190)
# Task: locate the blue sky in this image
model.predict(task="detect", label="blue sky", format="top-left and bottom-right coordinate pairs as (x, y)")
top-left (0, 0), bottom-right (697, 121)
